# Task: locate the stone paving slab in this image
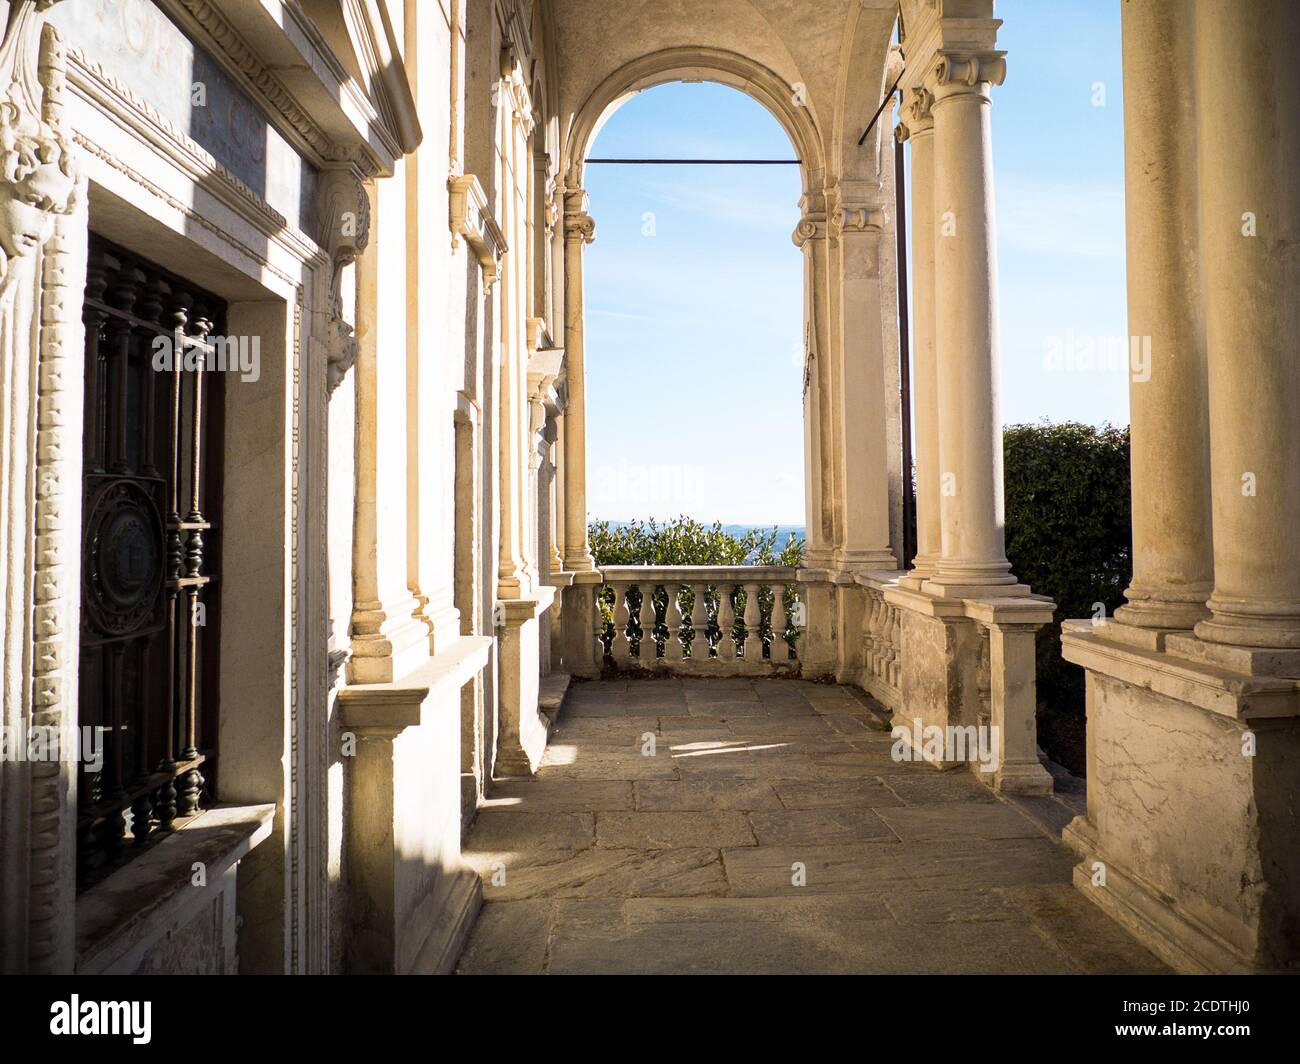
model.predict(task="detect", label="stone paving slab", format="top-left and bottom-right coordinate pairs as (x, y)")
top-left (464, 846), bottom-right (728, 900)
top-left (772, 778), bottom-right (904, 809)
top-left (875, 802), bottom-right (1045, 843)
top-left (597, 811), bottom-right (757, 848)
top-left (467, 810), bottom-right (595, 851)
top-left (721, 843), bottom-right (912, 895)
top-left (484, 780), bottom-right (635, 813)
top-left (748, 807), bottom-right (898, 846)
top-left (458, 679), bottom-right (1167, 974)
top-left (633, 779), bottom-right (783, 811)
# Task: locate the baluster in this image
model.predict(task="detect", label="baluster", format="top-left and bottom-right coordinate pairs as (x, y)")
top-left (177, 310), bottom-right (213, 817)
top-left (590, 584), bottom-right (605, 661)
top-left (771, 587), bottom-right (789, 662)
top-left (664, 585), bottom-right (685, 661)
top-left (716, 584), bottom-right (737, 661)
top-left (888, 605), bottom-right (902, 687)
top-left (82, 253), bottom-right (112, 471)
top-left (864, 595), bottom-right (879, 674)
top-left (742, 582), bottom-right (763, 659)
top-left (106, 267), bottom-right (144, 473)
top-left (637, 584), bottom-right (657, 661)
top-left (612, 583), bottom-right (633, 665)
top-left (689, 583), bottom-right (710, 659)
top-left (137, 275), bottom-right (169, 478)
top-left (788, 588), bottom-right (804, 661)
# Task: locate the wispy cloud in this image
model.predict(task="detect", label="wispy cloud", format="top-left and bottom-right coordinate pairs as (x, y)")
top-left (997, 177), bottom-right (1125, 260)
top-left (632, 177), bottom-right (800, 232)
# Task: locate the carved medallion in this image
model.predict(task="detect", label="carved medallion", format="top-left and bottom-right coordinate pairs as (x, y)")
top-left (84, 480), bottom-right (164, 636)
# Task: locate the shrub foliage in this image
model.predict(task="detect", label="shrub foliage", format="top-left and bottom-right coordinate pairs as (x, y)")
top-left (588, 517), bottom-right (804, 567)
top-left (1003, 421), bottom-right (1132, 774)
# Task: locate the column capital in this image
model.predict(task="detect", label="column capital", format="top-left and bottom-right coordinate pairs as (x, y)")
top-left (926, 50), bottom-right (1007, 99)
top-left (900, 86), bottom-right (935, 138)
top-left (792, 211), bottom-right (827, 248)
top-left (563, 205), bottom-right (596, 245)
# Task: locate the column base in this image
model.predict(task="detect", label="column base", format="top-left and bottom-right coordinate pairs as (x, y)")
top-left (1113, 582), bottom-right (1210, 631)
top-left (1169, 631), bottom-right (1300, 678)
top-left (991, 757), bottom-right (1053, 796)
top-left (348, 594), bottom-right (434, 684)
top-left (1195, 598), bottom-right (1300, 655)
top-left (922, 576), bottom-right (1029, 599)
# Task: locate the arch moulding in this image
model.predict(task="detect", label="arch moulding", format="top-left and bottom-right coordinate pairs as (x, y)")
top-left (562, 46), bottom-right (826, 197)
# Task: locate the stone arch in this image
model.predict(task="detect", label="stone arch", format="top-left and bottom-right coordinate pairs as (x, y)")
top-left (562, 46), bottom-right (827, 197)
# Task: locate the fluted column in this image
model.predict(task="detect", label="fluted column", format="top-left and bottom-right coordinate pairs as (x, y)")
top-left (1192, 0), bottom-right (1300, 653)
top-left (1113, 0), bottom-right (1213, 631)
top-left (562, 190), bottom-right (596, 572)
top-left (900, 87), bottom-right (941, 584)
top-left (923, 50), bottom-right (1022, 596)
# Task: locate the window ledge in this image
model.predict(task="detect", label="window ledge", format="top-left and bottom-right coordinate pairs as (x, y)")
top-left (76, 803), bottom-right (275, 974)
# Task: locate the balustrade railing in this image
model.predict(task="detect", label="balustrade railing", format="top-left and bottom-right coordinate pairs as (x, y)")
top-left (595, 566), bottom-right (803, 674)
top-left (861, 580), bottom-right (902, 711)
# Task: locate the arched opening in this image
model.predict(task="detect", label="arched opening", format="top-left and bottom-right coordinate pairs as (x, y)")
top-left (582, 80), bottom-right (805, 545)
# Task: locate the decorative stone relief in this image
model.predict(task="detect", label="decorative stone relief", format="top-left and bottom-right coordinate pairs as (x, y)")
top-left (929, 50), bottom-right (1007, 92)
top-left (0, 0), bottom-right (77, 289)
top-left (0, 0), bottom-right (83, 974)
top-left (317, 167), bottom-right (370, 395)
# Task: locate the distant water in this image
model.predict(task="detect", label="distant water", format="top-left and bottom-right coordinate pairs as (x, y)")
top-left (721, 524), bottom-right (806, 552)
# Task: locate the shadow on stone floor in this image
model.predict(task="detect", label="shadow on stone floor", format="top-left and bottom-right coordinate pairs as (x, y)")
top-left (456, 678), bottom-right (1168, 975)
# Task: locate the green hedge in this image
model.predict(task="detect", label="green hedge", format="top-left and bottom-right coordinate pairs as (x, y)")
top-left (589, 517), bottom-right (804, 567)
top-left (1003, 421), bottom-right (1132, 774)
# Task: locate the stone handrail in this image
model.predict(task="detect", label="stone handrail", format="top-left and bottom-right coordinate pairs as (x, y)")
top-left (595, 565), bottom-right (803, 674)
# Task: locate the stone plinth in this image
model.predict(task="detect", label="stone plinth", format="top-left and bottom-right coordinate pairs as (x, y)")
top-left (338, 636), bottom-right (491, 974)
top-left (1062, 621), bottom-right (1300, 973)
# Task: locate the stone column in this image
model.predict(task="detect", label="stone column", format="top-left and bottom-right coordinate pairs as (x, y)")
top-left (1113, 0), bottom-right (1213, 631)
top-left (833, 190), bottom-right (898, 570)
top-left (899, 87), bottom-right (941, 584)
top-left (561, 190), bottom-right (596, 572)
top-left (350, 180), bottom-right (428, 683)
top-left (1192, 0), bottom-right (1300, 655)
top-left (794, 204), bottom-right (836, 568)
top-left (923, 50), bottom-right (1022, 596)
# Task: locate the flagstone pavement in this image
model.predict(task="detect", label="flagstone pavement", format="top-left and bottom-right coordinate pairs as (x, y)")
top-left (456, 677), bottom-right (1167, 975)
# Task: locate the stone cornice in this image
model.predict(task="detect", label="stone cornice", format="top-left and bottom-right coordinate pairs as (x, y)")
top-left (65, 49), bottom-right (325, 276)
top-left (160, 0), bottom-right (420, 177)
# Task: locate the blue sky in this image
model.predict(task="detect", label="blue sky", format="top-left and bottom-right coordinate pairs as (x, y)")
top-left (583, 0), bottom-right (1127, 525)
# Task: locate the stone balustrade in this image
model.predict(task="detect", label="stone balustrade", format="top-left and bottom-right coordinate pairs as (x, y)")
top-left (594, 566), bottom-right (803, 674)
top-left (858, 575), bottom-right (903, 712)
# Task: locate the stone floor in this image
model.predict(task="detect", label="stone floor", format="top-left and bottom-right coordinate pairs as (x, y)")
top-left (456, 677), bottom-right (1167, 975)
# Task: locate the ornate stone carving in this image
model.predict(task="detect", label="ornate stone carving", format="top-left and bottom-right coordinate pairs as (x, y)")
top-left (833, 204), bottom-right (886, 237)
top-left (791, 212), bottom-right (827, 248)
top-left (929, 51), bottom-right (1007, 93)
top-left (563, 209), bottom-right (596, 245)
top-left (0, 1), bottom-right (77, 288)
top-left (0, 0), bottom-right (83, 973)
top-left (449, 173), bottom-right (507, 287)
top-left (317, 168), bottom-right (370, 394)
